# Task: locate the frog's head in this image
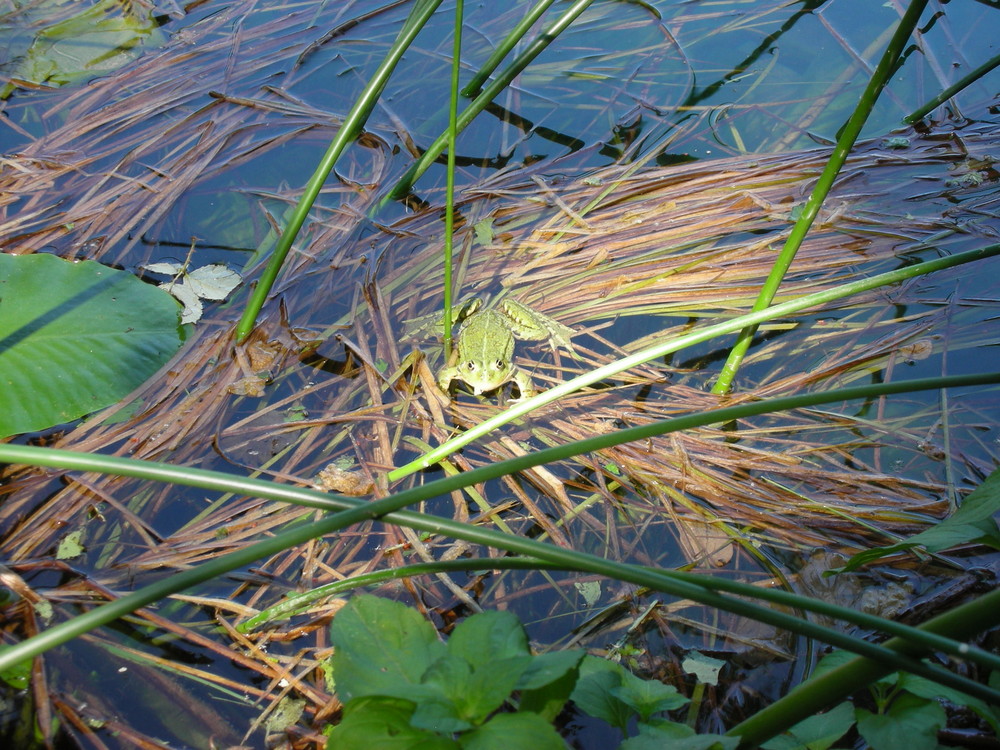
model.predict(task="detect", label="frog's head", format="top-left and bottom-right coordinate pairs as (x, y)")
top-left (459, 357), bottom-right (513, 394)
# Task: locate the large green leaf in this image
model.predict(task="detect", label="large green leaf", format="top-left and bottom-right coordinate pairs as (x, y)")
top-left (329, 595), bottom-right (447, 702)
top-left (0, 253), bottom-right (185, 437)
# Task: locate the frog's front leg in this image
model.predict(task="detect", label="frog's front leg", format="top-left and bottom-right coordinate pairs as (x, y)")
top-left (436, 364), bottom-right (460, 394)
top-left (498, 299), bottom-right (575, 352)
top-left (509, 369), bottom-right (537, 402)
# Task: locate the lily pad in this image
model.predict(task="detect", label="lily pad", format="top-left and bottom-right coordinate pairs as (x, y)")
top-left (0, 253), bottom-right (186, 437)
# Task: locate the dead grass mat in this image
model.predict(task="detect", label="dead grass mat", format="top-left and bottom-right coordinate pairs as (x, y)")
top-left (0, 3), bottom-right (998, 745)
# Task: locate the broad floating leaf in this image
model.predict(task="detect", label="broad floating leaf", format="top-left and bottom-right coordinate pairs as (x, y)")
top-left (0, 252), bottom-right (186, 437)
top-left (1, 0), bottom-right (166, 99)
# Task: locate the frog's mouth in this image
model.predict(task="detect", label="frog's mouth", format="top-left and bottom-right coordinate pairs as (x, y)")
top-left (472, 382), bottom-right (500, 396)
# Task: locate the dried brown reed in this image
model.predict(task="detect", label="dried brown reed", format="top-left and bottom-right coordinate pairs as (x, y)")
top-left (4, 118), bottom-right (997, 742)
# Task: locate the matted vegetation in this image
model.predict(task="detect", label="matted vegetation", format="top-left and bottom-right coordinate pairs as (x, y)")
top-left (0, 0), bottom-right (998, 747)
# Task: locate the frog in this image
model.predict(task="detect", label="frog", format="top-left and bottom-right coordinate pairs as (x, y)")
top-left (436, 298), bottom-right (575, 401)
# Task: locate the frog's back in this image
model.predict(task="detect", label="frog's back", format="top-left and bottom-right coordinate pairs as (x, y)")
top-left (459, 309), bottom-right (516, 360)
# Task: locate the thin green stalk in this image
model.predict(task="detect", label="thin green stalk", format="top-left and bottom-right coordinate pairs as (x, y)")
top-left (389, 242), bottom-right (1000, 480)
top-left (461, 0), bottom-right (559, 96)
top-left (1, 372), bottom-right (998, 699)
top-left (239, 557), bottom-right (555, 631)
top-left (728, 587), bottom-right (1000, 746)
top-left (712, 0), bottom-right (930, 394)
top-left (378, 0), bottom-right (596, 208)
top-left (905, 49), bottom-right (1000, 123)
top-left (234, 0), bottom-right (444, 343)
top-left (442, 0), bottom-right (464, 355)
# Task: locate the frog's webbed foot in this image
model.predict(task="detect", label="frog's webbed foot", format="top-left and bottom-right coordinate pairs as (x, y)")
top-left (499, 299), bottom-right (577, 353)
top-left (436, 366), bottom-right (458, 397)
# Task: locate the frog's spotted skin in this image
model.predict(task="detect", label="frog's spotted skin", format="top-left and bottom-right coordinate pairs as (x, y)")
top-left (436, 299), bottom-right (574, 401)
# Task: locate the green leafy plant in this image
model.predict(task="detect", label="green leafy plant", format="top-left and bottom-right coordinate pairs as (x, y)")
top-left (0, 252), bottom-right (186, 437)
top-left (325, 596), bottom-right (1000, 749)
top-left (326, 594), bottom-right (732, 749)
top-left (762, 652), bottom-right (1000, 750)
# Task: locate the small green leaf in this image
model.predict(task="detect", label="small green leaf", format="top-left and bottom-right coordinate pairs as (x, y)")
top-left (265, 697), bottom-right (305, 734)
top-left (448, 610), bottom-right (529, 669)
top-left (415, 654), bottom-right (474, 732)
top-left (473, 218), bottom-right (495, 246)
top-left (55, 530), bottom-right (85, 560)
top-left (761, 701), bottom-right (855, 750)
top-left (329, 696), bottom-right (459, 749)
top-left (621, 721), bottom-right (739, 750)
top-left (570, 656), bottom-right (632, 730)
top-left (32, 599), bottom-right (53, 624)
top-left (460, 712), bottom-right (566, 750)
top-left (807, 650), bottom-right (858, 680)
top-left (611, 670), bottom-right (688, 722)
top-left (856, 693), bottom-right (946, 750)
top-left (329, 595), bottom-right (446, 702)
top-left (574, 579), bottom-right (602, 607)
top-left (518, 653), bottom-right (584, 722)
top-left (518, 650), bottom-right (585, 691)
top-left (0, 253), bottom-right (186, 437)
top-left (898, 673), bottom-right (1000, 734)
top-left (838, 467), bottom-right (1000, 571)
top-left (0, 647), bottom-right (31, 690)
top-left (464, 655), bottom-right (532, 721)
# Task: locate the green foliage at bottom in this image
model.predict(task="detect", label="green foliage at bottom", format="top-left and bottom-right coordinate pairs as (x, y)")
top-left (325, 596), bottom-right (998, 749)
top-left (327, 595), bottom-right (730, 748)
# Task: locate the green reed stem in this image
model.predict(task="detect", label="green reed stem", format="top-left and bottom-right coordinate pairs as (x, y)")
top-left (390, 242), bottom-right (1000, 480)
top-left (378, 0), bottom-right (595, 207)
top-left (461, 0), bottom-right (559, 96)
top-left (712, 0), bottom-right (930, 394)
top-left (442, 0), bottom-right (464, 353)
top-left (729, 587), bottom-right (1000, 746)
top-left (234, 0), bottom-right (443, 343)
top-left (905, 49), bottom-right (1000, 123)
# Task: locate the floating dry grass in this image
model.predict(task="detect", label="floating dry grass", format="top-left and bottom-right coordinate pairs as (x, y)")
top-left (4, 119), bottom-right (997, 743)
top-left (1, 2), bottom-right (998, 747)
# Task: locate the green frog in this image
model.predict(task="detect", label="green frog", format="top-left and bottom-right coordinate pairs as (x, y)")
top-left (436, 298), bottom-right (575, 401)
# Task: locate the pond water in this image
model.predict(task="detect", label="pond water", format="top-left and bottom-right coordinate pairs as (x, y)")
top-left (1, 1), bottom-right (998, 748)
